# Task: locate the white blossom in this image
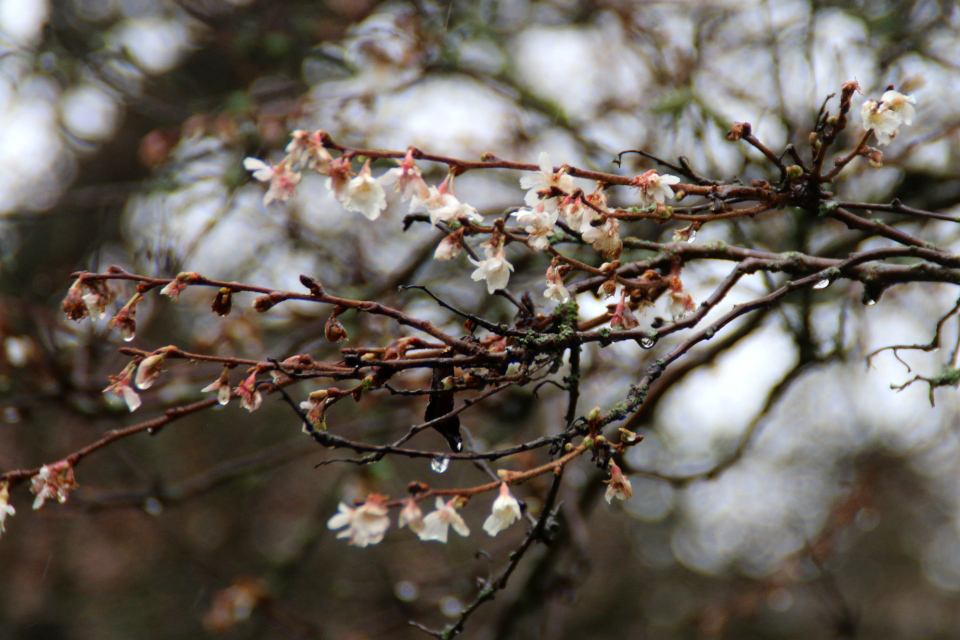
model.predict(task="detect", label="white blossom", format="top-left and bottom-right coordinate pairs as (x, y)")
top-left (379, 150), bottom-right (430, 202)
top-left (418, 497), bottom-right (470, 543)
top-left (520, 152), bottom-right (574, 211)
top-left (514, 206), bottom-right (558, 251)
top-left (482, 483), bottom-right (522, 537)
top-left (879, 90), bottom-right (917, 125)
top-left (633, 170), bottom-right (681, 207)
top-left (286, 130), bottom-right (333, 172)
top-left (470, 243), bottom-right (515, 294)
top-left (860, 99), bottom-right (902, 146)
top-left (327, 495), bottom-right (391, 547)
top-left (411, 176), bottom-right (482, 226)
top-left (344, 160), bottom-right (388, 220)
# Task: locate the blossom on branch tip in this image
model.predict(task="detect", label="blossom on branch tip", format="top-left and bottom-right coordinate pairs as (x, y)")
top-left (327, 494), bottom-right (391, 547)
top-left (482, 483), bottom-right (522, 537)
top-left (604, 462), bottom-right (633, 504)
top-left (243, 157), bottom-right (301, 205)
top-left (418, 497), bottom-right (470, 543)
top-left (31, 461), bottom-right (78, 510)
top-left (344, 160), bottom-right (388, 220)
top-left (633, 170), bottom-right (681, 207)
top-left (398, 499), bottom-right (424, 534)
top-left (235, 372), bottom-right (262, 412)
top-left (299, 390), bottom-right (329, 429)
top-left (469, 243), bottom-right (515, 294)
top-left (0, 481), bottom-right (15, 537)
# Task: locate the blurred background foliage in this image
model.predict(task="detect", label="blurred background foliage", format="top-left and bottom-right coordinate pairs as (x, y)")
top-left (2, 0), bottom-right (960, 638)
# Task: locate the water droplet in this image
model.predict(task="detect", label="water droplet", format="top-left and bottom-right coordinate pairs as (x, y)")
top-left (3, 406), bottom-right (21, 424)
top-left (812, 279), bottom-right (830, 290)
top-left (395, 581), bottom-right (420, 602)
top-left (123, 334), bottom-right (136, 342)
top-left (640, 336), bottom-right (656, 349)
top-left (864, 298), bottom-right (877, 306)
top-left (686, 229), bottom-right (697, 243)
top-left (440, 595), bottom-right (462, 617)
top-left (144, 497), bottom-right (163, 516)
top-left (431, 457), bottom-right (449, 474)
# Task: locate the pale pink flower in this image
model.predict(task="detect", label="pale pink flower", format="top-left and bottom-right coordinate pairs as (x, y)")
top-left (243, 157), bottom-right (301, 205)
top-left (30, 461), bottom-right (78, 510)
top-left (544, 266), bottom-right (571, 303)
top-left (201, 370), bottom-right (232, 406)
top-left (327, 494), bottom-right (391, 547)
top-left (235, 372), bottom-right (262, 412)
top-left (418, 497), bottom-right (470, 543)
top-left (604, 462), bottom-right (633, 503)
top-left (343, 160), bottom-right (387, 220)
top-left (103, 363), bottom-right (142, 412)
top-left (520, 152), bottom-right (575, 211)
top-left (633, 170), bottom-right (681, 207)
top-left (379, 149), bottom-right (430, 202)
top-left (879, 90), bottom-right (917, 125)
top-left (470, 243), bottom-right (515, 294)
top-left (0, 481), bottom-right (15, 537)
top-left (514, 205), bottom-right (558, 251)
top-left (482, 483), bottom-right (522, 537)
top-left (398, 499), bottom-right (425, 534)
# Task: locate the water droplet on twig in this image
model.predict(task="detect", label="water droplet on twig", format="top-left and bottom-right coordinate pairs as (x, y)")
top-left (431, 457), bottom-right (450, 473)
top-left (812, 279), bottom-right (830, 290)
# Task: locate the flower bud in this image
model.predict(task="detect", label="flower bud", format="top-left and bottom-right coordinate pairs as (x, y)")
top-left (211, 288), bottom-right (233, 316)
top-left (786, 165), bottom-right (803, 179)
top-left (325, 314), bottom-right (348, 342)
top-left (587, 406), bottom-right (602, 422)
top-left (582, 436), bottom-right (595, 449)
